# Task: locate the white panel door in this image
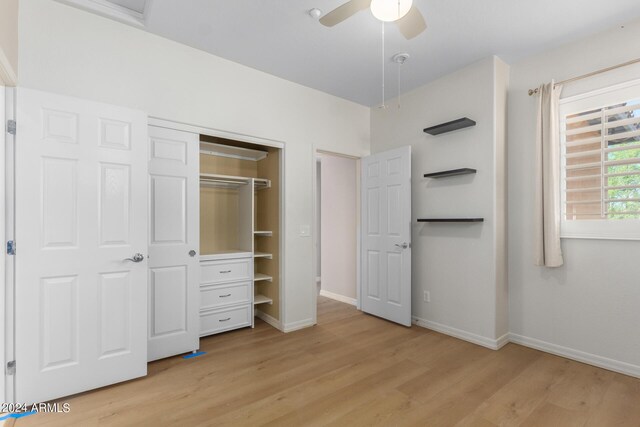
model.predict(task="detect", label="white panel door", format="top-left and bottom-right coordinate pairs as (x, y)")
top-left (15, 89), bottom-right (148, 403)
top-left (147, 126), bottom-right (199, 361)
top-left (361, 146), bottom-right (412, 326)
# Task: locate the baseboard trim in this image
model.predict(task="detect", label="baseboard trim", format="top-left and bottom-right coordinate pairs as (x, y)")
top-left (412, 316), bottom-right (504, 350)
top-left (495, 332), bottom-right (510, 350)
top-left (408, 319), bottom-right (640, 378)
top-left (255, 310), bottom-right (283, 332)
top-left (319, 289), bottom-right (357, 306)
top-left (509, 333), bottom-right (640, 379)
top-left (283, 318), bottom-right (315, 333)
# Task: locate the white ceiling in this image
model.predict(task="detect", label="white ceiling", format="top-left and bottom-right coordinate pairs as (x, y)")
top-left (89, 1), bottom-right (640, 106)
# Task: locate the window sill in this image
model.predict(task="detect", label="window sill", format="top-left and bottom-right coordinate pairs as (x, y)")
top-left (561, 220), bottom-right (640, 241)
top-left (560, 234), bottom-right (640, 241)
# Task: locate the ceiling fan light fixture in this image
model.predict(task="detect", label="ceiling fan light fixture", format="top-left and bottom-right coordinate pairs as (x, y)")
top-left (370, 0), bottom-right (412, 22)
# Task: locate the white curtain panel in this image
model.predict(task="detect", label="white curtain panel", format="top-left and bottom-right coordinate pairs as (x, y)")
top-left (534, 81), bottom-right (564, 267)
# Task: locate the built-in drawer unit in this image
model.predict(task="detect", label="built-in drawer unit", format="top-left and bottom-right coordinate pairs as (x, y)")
top-left (200, 258), bottom-right (252, 285)
top-left (199, 305), bottom-right (252, 337)
top-left (200, 281), bottom-right (251, 311)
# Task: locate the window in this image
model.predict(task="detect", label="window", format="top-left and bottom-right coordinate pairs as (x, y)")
top-left (560, 80), bottom-right (640, 239)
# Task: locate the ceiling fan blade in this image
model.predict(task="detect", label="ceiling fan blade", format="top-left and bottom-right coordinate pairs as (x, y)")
top-left (396, 6), bottom-right (426, 39)
top-left (319, 0), bottom-right (372, 27)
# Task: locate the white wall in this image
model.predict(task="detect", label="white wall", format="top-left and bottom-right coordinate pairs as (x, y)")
top-left (18, 0), bottom-right (370, 330)
top-left (0, 0), bottom-right (19, 84)
top-left (371, 56), bottom-right (508, 348)
top-left (508, 19), bottom-right (640, 375)
top-left (318, 153), bottom-right (358, 301)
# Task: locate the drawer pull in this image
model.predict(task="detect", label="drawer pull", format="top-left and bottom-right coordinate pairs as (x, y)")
top-left (219, 317), bottom-right (231, 322)
top-left (220, 270), bottom-right (232, 274)
top-left (219, 294), bottom-right (232, 298)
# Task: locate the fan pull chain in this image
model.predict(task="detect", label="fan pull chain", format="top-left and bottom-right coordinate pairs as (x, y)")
top-left (397, 59), bottom-right (401, 109)
top-left (391, 52), bottom-right (409, 110)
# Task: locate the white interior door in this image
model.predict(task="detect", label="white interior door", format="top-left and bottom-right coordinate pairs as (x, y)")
top-left (361, 146), bottom-right (412, 326)
top-left (15, 88), bottom-right (148, 403)
top-left (147, 126), bottom-right (199, 361)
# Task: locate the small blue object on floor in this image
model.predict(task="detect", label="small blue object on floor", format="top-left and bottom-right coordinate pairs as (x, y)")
top-left (0, 411), bottom-right (37, 421)
top-left (183, 351), bottom-right (206, 359)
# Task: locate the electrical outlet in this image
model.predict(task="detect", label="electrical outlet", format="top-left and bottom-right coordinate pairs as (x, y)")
top-left (423, 291), bottom-right (431, 303)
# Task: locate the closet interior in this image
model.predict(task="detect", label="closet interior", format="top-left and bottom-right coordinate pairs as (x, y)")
top-left (199, 135), bottom-right (281, 337)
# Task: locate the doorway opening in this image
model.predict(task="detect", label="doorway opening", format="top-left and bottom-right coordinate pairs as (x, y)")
top-left (315, 151), bottom-right (360, 324)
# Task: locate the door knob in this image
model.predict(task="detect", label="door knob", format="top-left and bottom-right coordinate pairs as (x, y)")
top-left (124, 253), bottom-right (145, 263)
top-left (394, 242), bottom-right (409, 249)
top-left (189, 250), bottom-right (197, 257)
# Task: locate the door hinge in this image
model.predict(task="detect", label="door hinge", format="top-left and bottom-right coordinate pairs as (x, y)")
top-left (7, 240), bottom-right (15, 255)
top-left (7, 120), bottom-right (16, 136)
top-left (6, 361), bottom-right (15, 375)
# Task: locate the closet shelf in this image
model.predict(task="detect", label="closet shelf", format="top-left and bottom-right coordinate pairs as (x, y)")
top-left (254, 294), bottom-right (273, 305)
top-left (254, 252), bottom-right (273, 259)
top-left (424, 168), bottom-right (477, 178)
top-left (417, 218), bottom-right (484, 223)
top-left (200, 250), bottom-right (253, 261)
top-left (423, 117), bottom-right (476, 135)
top-left (254, 273), bottom-right (273, 282)
top-left (254, 231), bottom-right (273, 237)
top-left (200, 141), bottom-right (268, 162)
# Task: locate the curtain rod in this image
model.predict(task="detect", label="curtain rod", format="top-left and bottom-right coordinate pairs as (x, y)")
top-left (528, 58), bottom-right (640, 96)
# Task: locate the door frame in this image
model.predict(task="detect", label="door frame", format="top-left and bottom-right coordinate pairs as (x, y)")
top-left (148, 117), bottom-right (287, 331)
top-left (312, 148), bottom-right (362, 326)
top-left (1, 83), bottom-right (5, 404)
top-left (3, 87), bottom-right (15, 403)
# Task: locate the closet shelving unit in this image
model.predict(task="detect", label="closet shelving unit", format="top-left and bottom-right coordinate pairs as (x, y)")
top-left (252, 179), bottom-right (274, 306)
top-left (199, 138), bottom-right (280, 334)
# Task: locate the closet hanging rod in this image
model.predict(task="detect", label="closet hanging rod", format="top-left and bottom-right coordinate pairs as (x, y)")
top-left (199, 173), bottom-right (271, 189)
top-left (527, 57), bottom-right (640, 96)
top-left (200, 173), bottom-right (250, 183)
top-left (200, 179), bottom-right (248, 187)
top-left (254, 179), bottom-right (271, 189)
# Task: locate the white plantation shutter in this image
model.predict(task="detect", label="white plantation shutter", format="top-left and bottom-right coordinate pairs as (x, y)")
top-left (560, 80), bottom-right (640, 239)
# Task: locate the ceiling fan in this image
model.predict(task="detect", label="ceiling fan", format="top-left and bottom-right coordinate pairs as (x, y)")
top-left (319, 0), bottom-right (426, 39)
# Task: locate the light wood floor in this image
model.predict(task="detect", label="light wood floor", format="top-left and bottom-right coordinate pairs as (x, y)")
top-left (15, 297), bottom-right (640, 426)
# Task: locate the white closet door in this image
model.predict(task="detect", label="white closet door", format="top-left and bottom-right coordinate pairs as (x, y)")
top-left (361, 146), bottom-right (412, 326)
top-left (147, 126), bottom-right (199, 361)
top-left (15, 88), bottom-right (148, 403)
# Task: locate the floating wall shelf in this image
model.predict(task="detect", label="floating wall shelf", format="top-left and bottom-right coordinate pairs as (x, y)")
top-left (418, 218), bottom-right (484, 223)
top-left (423, 117), bottom-right (476, 135)
top-left (424, 168), bottom-right (477, 178)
